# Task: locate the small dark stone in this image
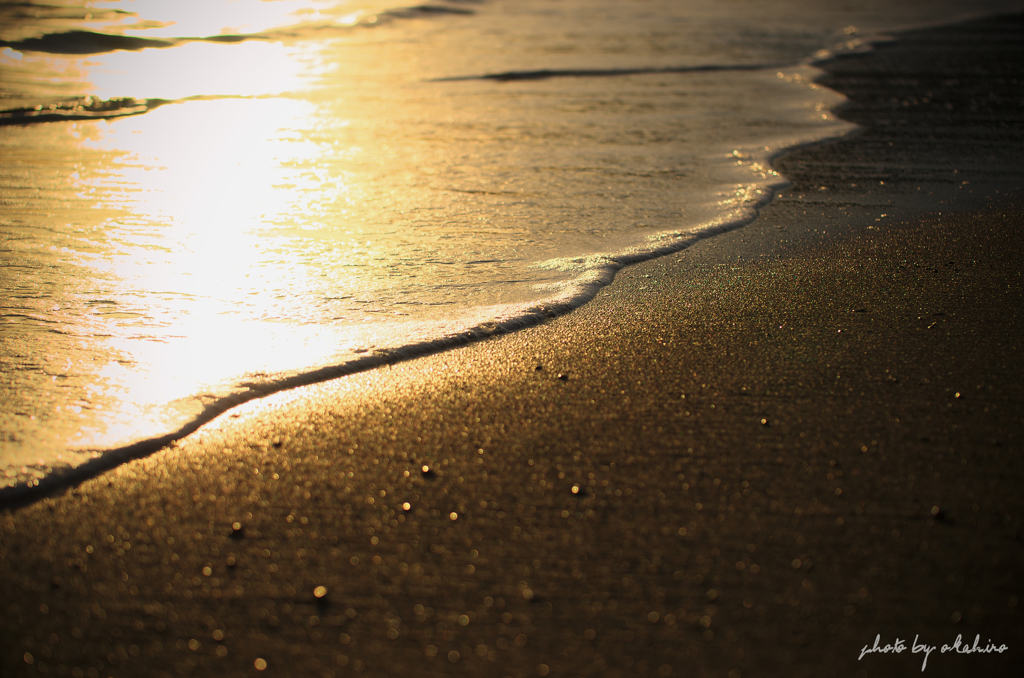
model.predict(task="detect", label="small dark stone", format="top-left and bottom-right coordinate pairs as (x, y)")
top-left (229, 522), bottom-right (245, 539)
top-left (535, 364), bottom-right (543, 371)
top-left (420, 465), bottom-right (436, 479)
top-left (570, 483), bottom-right (587, 497)
top-left (557, 373), bottom-right (569, 381)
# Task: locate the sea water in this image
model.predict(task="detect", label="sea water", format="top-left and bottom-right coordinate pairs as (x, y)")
top-left (0, 0), bottom-right (1017, 497)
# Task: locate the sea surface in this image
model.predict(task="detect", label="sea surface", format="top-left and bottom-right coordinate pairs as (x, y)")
top-left (0, 0), bottom-right (1017, 497)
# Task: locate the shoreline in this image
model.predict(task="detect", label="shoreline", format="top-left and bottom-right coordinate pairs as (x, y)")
top-left (0, 6), bottom-right (1010, 506)
top-left (3, 12), bottom-right (1023, 678)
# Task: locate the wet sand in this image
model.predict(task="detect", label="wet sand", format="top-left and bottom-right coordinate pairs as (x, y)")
top-left (2, 13), bottom-right (1024, 678)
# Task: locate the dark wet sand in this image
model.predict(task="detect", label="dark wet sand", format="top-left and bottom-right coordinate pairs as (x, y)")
top-left (3, 13), bottom-right (1023, 678)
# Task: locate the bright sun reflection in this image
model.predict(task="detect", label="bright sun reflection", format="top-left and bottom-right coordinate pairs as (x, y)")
top-left (0, 3), bottom-right (400, 454)
top-left (58, 92), bottom-right (354, 447)
top-left (85, 41), bottom-right (318, 101)
top-left (82, 98), bottom-right (325, 243)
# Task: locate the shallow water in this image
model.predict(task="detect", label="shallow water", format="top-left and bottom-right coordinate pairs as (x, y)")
top-left (0, 0), bottom-right (1017, 494)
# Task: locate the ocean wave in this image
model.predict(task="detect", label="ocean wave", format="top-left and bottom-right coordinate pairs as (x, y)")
top-left (0, 3), bottom-right (477, 56)
top-left (0, 30), bottom-right (176, 55)
top-left (0, 95), bottom-right (170, 125)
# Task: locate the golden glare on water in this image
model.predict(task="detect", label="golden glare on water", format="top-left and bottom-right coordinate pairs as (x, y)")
top-left (86, 41), bottom-right (318, 101)
top-left (107, 0), bottom-right (333, 38)
top-left (81, 97), bottom-right (327, 252)
top-left (39, 100), bottom-right (372, 450)
top-left (0, 11), bottom-right (416, 461)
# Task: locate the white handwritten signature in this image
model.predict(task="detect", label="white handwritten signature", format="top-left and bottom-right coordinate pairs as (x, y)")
top-left (859, 633), bottom-right (1009, 671)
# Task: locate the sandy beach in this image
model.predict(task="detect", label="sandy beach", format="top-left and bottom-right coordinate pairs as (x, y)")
top-left (3, 12), bottom-right (1023, 678)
